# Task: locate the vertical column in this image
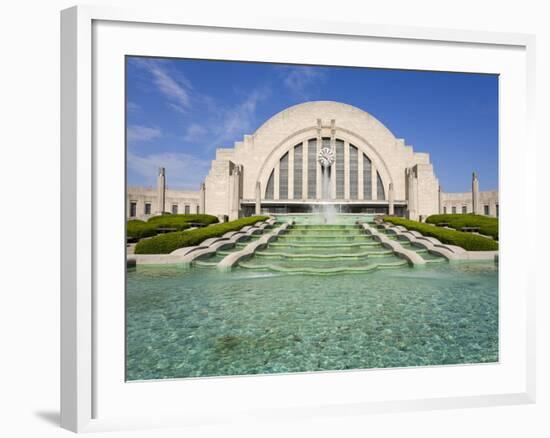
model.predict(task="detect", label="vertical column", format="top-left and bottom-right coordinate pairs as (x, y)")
top-left (316, 136), bottom-right (321, 200)
top-left (330, 164), bottom-right (336, 200)
top-left (156, 167), bottom-right (166, 214)
top-left (472, 171), bottom-right (480, 215)
top-left (412, 177), bottom-right (419, 219)
top-left (315, 119), bottom-right (322, 200)
top-left (255, 181), bottom-right (261, 215)
top-left (371, 163), bottom-right (378, 200)
top-left (235, 166), bottom-right (241, 219)
top-left (199, 182), bottom-right (206, 214)
top-left (357, 151), bottom-right (364, 200)
top-left (302, 140), bottom-right (308, 201)
top-left (227, 167), bottom-right (234, 217)
top-left (229, 165), bottom-right (241, 221)
top-left (344, 141), bottom-right (350, 200)
top-left (489, 200), bottom-right (496, 217)
top-left (407, 167), bottom-right (418, 220)
top-left (288, 146), bottom-right (294, 200)
top-left (330, 120), bottom-right (336, 200)
top-left (274, 161), bottom-right (280, 200)
top-left (388, 183), bottom-right (395, 215)
top-left (438, 185), bottom-right (443, 214)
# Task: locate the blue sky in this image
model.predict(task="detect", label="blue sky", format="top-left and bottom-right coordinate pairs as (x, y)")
top-left (126, 57), bottom-right (498, 192)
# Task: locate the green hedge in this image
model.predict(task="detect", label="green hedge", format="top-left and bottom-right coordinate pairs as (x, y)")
top-left (146, 214), bottom-right (218, 230)
top-left (127, 214), bottom-right (218, 240)
top-left (127, 220), bottom-right (158, 240)
top-left (425, 214), bottom-right (498, 240)
top-left (135, 216), bottom-right (270, 254)
top-left (383, 217), bottom-right (498, 251)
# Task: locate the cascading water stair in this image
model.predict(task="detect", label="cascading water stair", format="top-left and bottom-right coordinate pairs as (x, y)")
top-left (236, 222), bottom-right (414, 275)
top-left (375, 225), bottom-right (447, 264)
top-left (193, 231), bottom-right (266, 268)
top-left (191, 218), bottom-right (447, 274)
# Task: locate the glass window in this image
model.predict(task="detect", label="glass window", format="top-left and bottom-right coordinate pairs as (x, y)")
top-left (184, 205), bottom-right (190, 214)
top-left (452, 206), bottom-right (457, 214)
top-left (376, 171), bottom-right (385, 200)
top-left (363, 154), bottom-right (372, 200)
top-left (172, 204), bottom-right (178, 214)
top-left (462, 205), bottom-right (467, 214)
top-left (265, 169), bottom-right (274, 200)
top-left (279, 152), bottom-right (289, 200)
top-left (307, 139), bottom-right (317, 199)
top-left (496, 204), bottom-right (499, 217)
top-left (196, 205), bottom-right (200, 214)
top-left (129, 201), bottom-right (137, 217)
top-left (335, 139), bottom-right (344, 199)
top-left (443, 206), bottom-right (447, 214)
top-left (144, 202), bottom-right (151, 215)
top-left (349, 145), bottom-right (358, 200)
top-left (293, 143), bottom-right (302, 199)
top-left (484, 205), bottom-right (489, 215)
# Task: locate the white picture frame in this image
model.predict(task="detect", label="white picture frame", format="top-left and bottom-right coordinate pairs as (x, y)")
top-left (60, 4), bottom-right (536, 433)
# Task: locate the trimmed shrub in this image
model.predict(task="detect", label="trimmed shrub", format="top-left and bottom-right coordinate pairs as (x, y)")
top-left (135, 216), bottom-right (270, 254)
top-left (383, 216), bottom-right (498, 251)
top-left (146, 214), bottom-right (218, 230)
top-left (127, 220), bottom-right (157, 240)
top-left (425, 214), bottom-right (498, 240)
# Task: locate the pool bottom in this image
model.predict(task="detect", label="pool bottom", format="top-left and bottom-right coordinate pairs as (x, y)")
top-left (126, 262), bottom-right (498, 381)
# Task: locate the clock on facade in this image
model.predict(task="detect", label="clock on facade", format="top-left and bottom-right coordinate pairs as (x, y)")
top-left (317, 147), bottom-right (335, 167)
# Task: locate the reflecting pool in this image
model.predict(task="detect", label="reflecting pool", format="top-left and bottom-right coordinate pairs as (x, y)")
top-left (126, 241), bottom-right (498, 380)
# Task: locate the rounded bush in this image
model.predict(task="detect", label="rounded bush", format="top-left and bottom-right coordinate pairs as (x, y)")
top-left (425, 214), bottom-right (498, 240)
top-left (135, 216), bottom-right (269, 254)
top-left (384, 216), bottom-right (498, 251)
top-left (127, 220), bottom-right (157, 240)
top-left (146, 214), bottom-right (218, 230)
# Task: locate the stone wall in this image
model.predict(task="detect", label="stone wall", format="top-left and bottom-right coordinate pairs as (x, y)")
top-left (127, 102), bottom-right (493, 221)
top-left (204, 101), bottom-right (440, 217)
top-left (127, 186), bottom-right (200, 220)
top-left (441, 190), bottom-right (499, 217)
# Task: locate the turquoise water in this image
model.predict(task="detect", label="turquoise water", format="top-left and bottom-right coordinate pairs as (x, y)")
top-left (236, 217), bottom-right (444, 274)
top-left (126, 214), bottom-right (498, 381)
top-left (126, 264), bottom-right (498, 380)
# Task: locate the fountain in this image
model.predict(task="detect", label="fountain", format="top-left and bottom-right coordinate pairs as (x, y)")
top-left (189, 140), bottom-right (447, 274)
top-left (318, 145), bottom-right (337, 224)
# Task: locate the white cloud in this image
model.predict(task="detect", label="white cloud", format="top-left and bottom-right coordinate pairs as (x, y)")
top-left (222, 91), bottom-right (261, 135)
top-left (209, 89), bottom-right (268, 148)
top-left (167, 102), bottom-right (187, 114)
top-left (179, 89), bottom-right (268, 150)
top-left (127, 151), bottom-right (211, 190)
top-left (127, 125), bottom-right (162, 143)
top-left (283, 67), bottom-right (326, 97)
top-left (134, 59), bottom-right (192, 113)
top-left (129, 58), bottom-right (269, 153)
top-left (183, 123), bottom-right (208, 142)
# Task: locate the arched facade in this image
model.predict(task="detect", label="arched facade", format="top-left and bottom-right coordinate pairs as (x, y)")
top-left (127, 101), bottom-right (499, 221)
top-left (259, 136), bottom-right (388, 202)
top-left (204, 101), bottom-right (439, 220)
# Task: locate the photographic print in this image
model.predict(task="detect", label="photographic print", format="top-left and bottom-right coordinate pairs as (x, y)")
top-left (125, 57), bottom-right (499, 381)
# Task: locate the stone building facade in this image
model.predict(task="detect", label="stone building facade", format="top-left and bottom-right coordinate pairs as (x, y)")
top-left (440, 187), bottom-right (499, 216)
top-left (127, 168), bottom-right (203, 220)
top-left (127, 101), bottom-right (498, 221)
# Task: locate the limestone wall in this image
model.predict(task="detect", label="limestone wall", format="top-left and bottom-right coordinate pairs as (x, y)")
top-left (204, 101), bottom-right (440, 215)
top-left (204, 160), bottom-right (233, 218)
top-left (441, 190), bottom-right (499, 216)
top-left (128, 102), bottom-right (490, 220)
top-left (127, 186), bottom-right (200, 220)
top-left (415, 163), bottom-right (440, 219)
